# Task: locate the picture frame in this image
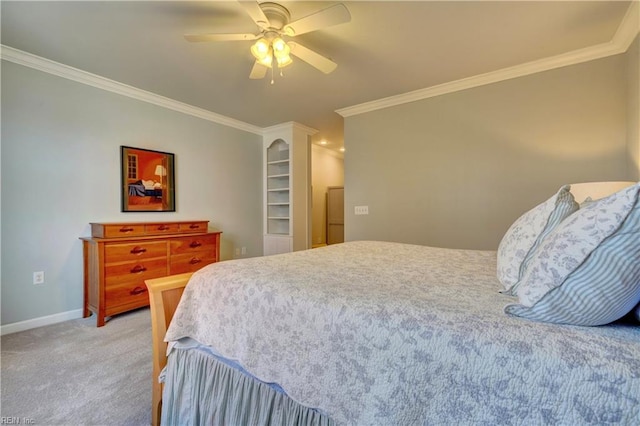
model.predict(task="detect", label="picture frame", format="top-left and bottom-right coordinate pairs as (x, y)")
top-left (120, 146), bottom-right (175, 212)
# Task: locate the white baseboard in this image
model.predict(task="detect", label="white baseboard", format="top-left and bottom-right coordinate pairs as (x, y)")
top-left (1, 309), bottom-right (84, 336)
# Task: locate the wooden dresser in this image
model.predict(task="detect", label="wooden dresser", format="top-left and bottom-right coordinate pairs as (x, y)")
top-left (81, 220), bottom-right (221, 326)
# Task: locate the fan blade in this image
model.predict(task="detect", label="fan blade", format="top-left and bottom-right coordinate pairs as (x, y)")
top-left (238, 1), bottom-right (270, 29)
top-left (249, 61), bottom-right (269, 79)
top-left (288, 42), bottom-right (337, 74)
top-left (284, 4), bottom-right (350, 36)
top-left (184, 33), bottom-right (258, 42)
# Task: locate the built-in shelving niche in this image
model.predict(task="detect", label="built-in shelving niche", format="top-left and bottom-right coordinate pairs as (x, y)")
top-left (266, 139), bottom-right (290, 235)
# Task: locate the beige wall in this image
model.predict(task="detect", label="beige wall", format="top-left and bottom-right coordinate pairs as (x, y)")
top-left (311, 145), bottom-right (344, 245)
top-left (628, 36), bottom-right (640, 180)
top-left (344, 53), bottom-right (633, 250)
top-left (1, 61), bottom-right (263, 325)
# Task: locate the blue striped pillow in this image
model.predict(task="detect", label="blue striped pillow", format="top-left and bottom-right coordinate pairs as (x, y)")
top-left (505, 183), bottom-right (640, 326)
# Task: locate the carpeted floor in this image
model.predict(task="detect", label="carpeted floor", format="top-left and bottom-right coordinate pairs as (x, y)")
top-left (1, 308), bottom-right (152, 426)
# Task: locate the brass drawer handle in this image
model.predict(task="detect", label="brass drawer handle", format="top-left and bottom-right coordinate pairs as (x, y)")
top-left (157, 225), bottom-right (170, 231)
top-left (189, 257), bottom-right (202, 265)
top-left (189, 241), bottom-right (202, 248)
top-left (130, 286), bottom-right (147, 295)
top-left (189, 224), bottom-right (200, 229)
top-left (119, 227), bottom-right (134, 233)
top-left (130, 246), bottom-right (147, 254)
top-left (130, 265), bottom-right (147, 274)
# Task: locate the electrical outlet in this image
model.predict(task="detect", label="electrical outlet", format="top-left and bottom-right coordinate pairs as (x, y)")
top-left (355, 205), bottom-right (369, 215)
top-left (241, 247), bottom-right (247, 255)
top-left (33, 271), bottom-right (45, 285)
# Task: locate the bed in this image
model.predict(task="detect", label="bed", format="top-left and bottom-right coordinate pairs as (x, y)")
top-left (128, 180), bottom-right (163, 198)
top-left (146, 181), bottom-right (640, 426)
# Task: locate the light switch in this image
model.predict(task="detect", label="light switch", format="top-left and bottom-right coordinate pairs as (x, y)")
top-left (355, 206), bottom-right (369, 215)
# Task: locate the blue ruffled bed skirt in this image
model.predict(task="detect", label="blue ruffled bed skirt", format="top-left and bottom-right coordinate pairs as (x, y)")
top-left (162, 347), bottom-right (334, 426)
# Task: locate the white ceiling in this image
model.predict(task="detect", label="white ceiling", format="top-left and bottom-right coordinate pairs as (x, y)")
top-left (1, 1), bottom-right (635, 152)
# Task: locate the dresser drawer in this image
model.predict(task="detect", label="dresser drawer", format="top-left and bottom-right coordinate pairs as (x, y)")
top-left (105, 258), bottom-right (168, 286)
top-left (104, 281), bottom-right (151, 312)
top-left (95, 223), bottom-right (146, 238)
top-left (179, 221), bottom-right (209, 233)
top-left (145, 223), bottom-right (180, 235)
top-left (105, 241), bottom-right (167, 263)
top-left (170, 234), bottom-right (218, 255)
top-left (170, 252), bottom-right (216, 274)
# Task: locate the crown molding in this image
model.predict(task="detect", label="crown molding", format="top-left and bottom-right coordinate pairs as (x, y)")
top-left (2, 1), bottom-right (638, 129)
top-left (262, 121), bottom-right (318, 136)
top-left (0, 45), bottom-right (263, 135)
top-left (336, 2), bottom-right (640, 118)
top-left (613, 0), bottom-right (640, 48)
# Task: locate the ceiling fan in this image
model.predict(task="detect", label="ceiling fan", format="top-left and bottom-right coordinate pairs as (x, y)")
top-left (184, 1), bottom-right (351, 82)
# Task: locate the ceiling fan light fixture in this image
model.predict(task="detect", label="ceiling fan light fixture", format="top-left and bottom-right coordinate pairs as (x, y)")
top-left (272, 37), bottom-right (288, 54)
top-left (276, 54), bottom-right (293, 68)
top-left (272, 37), bottom-right (292, 68)
top-left (250, 37), bottom-right (271, 60)
top-left (257, 48), bottom-right (274, 68)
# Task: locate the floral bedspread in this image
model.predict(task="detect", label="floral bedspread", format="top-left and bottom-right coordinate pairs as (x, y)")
top-left (165, 241), bottom-right (640, 425)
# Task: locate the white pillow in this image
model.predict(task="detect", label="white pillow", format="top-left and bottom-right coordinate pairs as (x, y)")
top-left (496, 185), bottom-right (578, 293)
top-left (506, 182), bottom-right (640, 326)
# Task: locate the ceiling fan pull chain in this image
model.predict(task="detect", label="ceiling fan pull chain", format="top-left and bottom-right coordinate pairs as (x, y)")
top-left (270, 67), bottom-right (275, 85)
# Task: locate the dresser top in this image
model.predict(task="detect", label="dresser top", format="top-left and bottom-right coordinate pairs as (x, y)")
top-left (89, 220), bottom-right (209, 226)
top-left (84, 220), bottom-right (220, 240)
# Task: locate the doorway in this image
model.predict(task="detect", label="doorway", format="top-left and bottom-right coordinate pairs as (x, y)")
top-left (311, 145), bottom-right (344, 247)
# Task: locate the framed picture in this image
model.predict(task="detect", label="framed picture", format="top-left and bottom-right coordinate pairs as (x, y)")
top-left (120, 146), bottom-right (175, 212)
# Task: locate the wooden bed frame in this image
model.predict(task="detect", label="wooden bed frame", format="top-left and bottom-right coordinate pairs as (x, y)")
top-left (145, 272), bottom-right (193, 426)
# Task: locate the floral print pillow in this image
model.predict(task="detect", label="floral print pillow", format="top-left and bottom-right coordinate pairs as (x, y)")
top-left (496, 185), bottom-right (578, 292)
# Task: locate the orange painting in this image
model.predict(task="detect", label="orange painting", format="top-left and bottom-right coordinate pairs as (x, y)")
top-left (121, 146), bottom-right (175, 212)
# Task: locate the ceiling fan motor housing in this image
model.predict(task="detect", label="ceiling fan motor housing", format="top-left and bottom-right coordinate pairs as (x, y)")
top-left (259, 2), bottom-right (291, 31)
